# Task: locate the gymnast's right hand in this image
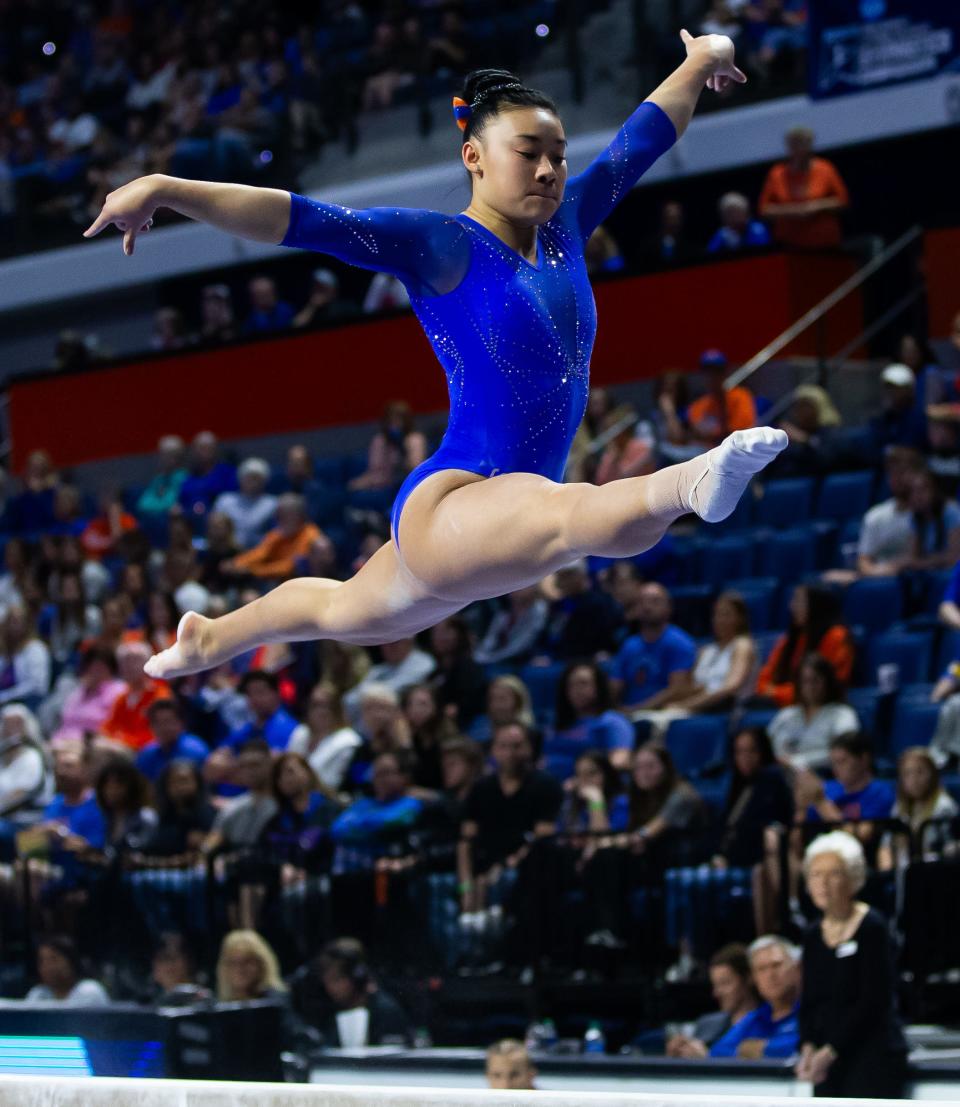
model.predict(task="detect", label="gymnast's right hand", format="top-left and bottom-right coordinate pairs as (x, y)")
top-left (83, 173), bottom-right (161, 256)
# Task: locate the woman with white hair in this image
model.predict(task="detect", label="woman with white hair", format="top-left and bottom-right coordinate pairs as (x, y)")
top-left (796, 830), bottom-right (907, 1098)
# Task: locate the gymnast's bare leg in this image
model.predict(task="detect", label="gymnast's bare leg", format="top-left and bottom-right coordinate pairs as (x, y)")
top-left (145, 427), bottom-right (786, 678)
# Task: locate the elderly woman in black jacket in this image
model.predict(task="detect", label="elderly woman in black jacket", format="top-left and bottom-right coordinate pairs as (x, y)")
top-left (797, 829), bottom-right (908, 1098)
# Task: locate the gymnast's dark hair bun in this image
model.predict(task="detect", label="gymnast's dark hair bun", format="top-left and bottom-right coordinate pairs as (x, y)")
top-left (456, 68), bottom-right (558, 141)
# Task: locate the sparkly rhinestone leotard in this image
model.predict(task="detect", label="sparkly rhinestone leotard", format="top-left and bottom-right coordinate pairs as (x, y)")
top-left (280, 101), bottom-right (676, 552)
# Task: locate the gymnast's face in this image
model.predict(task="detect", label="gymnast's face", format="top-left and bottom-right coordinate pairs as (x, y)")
top-left (464, 107), bottom-right (567, 226)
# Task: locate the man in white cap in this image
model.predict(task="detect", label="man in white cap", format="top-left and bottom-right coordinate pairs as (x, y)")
top-left (213, 457), bottom-right (278, 549)
top-left (870, 362), bottom-right (927, 453)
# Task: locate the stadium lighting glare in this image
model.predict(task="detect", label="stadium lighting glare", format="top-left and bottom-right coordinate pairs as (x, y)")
top-left (535, 23), bottom-right (550, 37)
top-left (42, 41), bottom-right (57, 56)
top-left (259, 150), bottom-right (274, 164)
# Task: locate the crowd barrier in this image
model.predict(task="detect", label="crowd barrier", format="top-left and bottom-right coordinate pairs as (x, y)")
top-left (0, 1075), bottom-right (956, 1106)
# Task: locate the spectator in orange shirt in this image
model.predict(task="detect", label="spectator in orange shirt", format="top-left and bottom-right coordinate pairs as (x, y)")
top-left (756, 585), bottom-right (854, 708)
top-left (101, 640), bottom-right (171, 751)
top-left (685, 350), bottom-right (758, 449)
top-left (222, 494), bottom-right (321, 583)
top-left (80, 489), bottom-right (137, 561)
top-left (758, 126), bottom-right (849, 249)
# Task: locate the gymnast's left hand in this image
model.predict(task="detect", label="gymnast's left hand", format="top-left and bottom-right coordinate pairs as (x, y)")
top-left (680, 28), bottom-right (747, 93)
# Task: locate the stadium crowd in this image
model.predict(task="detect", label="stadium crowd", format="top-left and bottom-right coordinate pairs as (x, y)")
top-left (0, 0), bottom-right (809, 259)
top-left (0, 297), bottom-right (958, 1084)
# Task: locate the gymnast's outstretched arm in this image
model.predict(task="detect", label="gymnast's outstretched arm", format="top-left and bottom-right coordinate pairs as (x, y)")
top-left (84, 176), bottom-right (468, 295)
top-left (567, 29), bottom-right (746, 240)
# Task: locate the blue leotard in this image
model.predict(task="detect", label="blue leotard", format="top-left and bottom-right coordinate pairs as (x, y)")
top-left (280, 101), bottom-right (676, 550)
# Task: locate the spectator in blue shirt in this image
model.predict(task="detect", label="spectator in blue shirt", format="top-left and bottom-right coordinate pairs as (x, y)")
top-left (711, 935), bottom-right (802, 1059)
top-left (801, 733), bottom-right (895, 825)
top-left (609, 583), bottom-right (697, 711)
top-left (707, 192), bottom-right (771, 254)
top-left (330, 749), bottom-right (423, 872)
top-left (544, 661), bottom-right (635, 778)
top-left (136, 698), bottom-right (209, 782)
top-left (178, 431), bottom-right (238, 520)
top-left (242, 274), bottom-right (294, 335)
top-left (868, 364), bottom-right (928, 455)
top-left (38, 746), bottom-right (106, 886)
top-left (221, 670), bottom-right (298, 753)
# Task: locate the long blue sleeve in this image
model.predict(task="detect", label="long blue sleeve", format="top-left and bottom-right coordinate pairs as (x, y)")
top-left (281, 194), bottom-right (470, 298)
top-left (564, 100), bottom-right (677, 241)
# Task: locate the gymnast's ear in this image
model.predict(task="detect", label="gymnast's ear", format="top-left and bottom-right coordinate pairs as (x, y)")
top-left (461, 138), bottom-right (483, 179)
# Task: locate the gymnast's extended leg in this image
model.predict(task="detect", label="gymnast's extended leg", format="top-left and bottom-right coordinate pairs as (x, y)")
top-left (146, 427), bottom-right (786, 678)
top-left (397, 427), bottom-right (788, 602)
top-left (144, 539), bottom-right (465, 678)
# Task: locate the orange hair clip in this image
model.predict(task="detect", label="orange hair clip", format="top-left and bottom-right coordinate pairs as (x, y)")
top-left (452, 96), bottom-right (471, 132)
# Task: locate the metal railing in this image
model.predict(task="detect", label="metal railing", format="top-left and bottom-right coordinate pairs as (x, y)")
top-left (724, 225), bottom-right (925, 392)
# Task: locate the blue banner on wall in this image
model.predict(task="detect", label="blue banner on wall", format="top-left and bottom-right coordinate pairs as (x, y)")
top-left (808, 0), bottom-right (960, 99)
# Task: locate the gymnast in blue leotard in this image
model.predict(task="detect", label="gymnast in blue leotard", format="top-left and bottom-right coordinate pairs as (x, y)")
top-left (85, 29), bottom-right (788, 679)
top-left (279, 95), bottom-right (675, 553)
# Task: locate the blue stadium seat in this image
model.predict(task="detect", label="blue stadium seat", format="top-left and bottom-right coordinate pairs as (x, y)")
top-left (345, 487), bottom-right (396, 517)
top-left (845, 687), bottom-right (879, 739)
top-left (695, 774), bottom-right (730, 820)
top-left (697, 536), bottom-right (754, 588)
top-left (664, 716), bottom-right (727, 778)
top-left (924, 569), bottom-right (957, 615)
top-left (313, 455), bottom-right (347, 485)
top-left (669, 585), bottom-right (715, 638)
top-left (754, 478), bottom-right (814, 528)
top-left (726, 577), bottom-right (779, 633)
top-left (842, 577), bottom-right (903, 635)
top-left (867, 632), bottom-right (935, 688)
top-left (518, 662), bottom-right (566, 721)
top-left (757, 528), bottom-right (817, 584)
top-left (890, 698), bottom-right (940, 758)
top-left (937, 630), bottom-right (960, 678)
top-left (738, 708), bottom-right (777, 733)
top-left (815, 471), bottom-right (875, 523)
top-left (343, 450), bottom-right (370, 480)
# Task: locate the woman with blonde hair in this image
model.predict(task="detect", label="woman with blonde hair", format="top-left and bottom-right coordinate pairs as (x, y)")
top-left (468, 673), bottom-right (535, 746)
top-left (877, 747), bottom-right (958, 869)
top-left (215, 929), bottom-right (286, 1002)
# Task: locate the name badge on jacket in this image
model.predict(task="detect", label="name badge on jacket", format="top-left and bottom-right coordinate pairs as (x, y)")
top-left (836, 940), bottom-right (858, 959)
